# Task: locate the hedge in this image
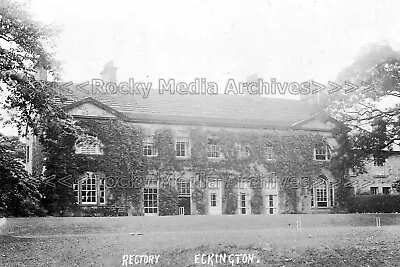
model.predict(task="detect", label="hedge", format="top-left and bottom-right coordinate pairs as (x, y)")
top-left (348, 195), bottom-right (400, 213)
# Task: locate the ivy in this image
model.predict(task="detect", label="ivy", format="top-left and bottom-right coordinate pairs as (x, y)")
top-left (222, 174), bottom-right (238, 214)
top-left (192, 187), bottom-right (206, 215)
top-left (158, 185), bottom-right (179, 216)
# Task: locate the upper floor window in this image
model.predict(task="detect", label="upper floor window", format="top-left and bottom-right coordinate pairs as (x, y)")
top-left (235, 143), bottom-right (250, 158)
top-left (314, 145), bottom-right (331, 161)
top-left (176, 138), bottom-right (190, 158)
top-left (265, 146), bottom-right (275, 160)
top-left (207, 139), bottom-right (220, 159)
top-left (373, 156), bottom-right (385, 167)
top-left (143, 136), bottom-right (158, 157)
top-left (75, 137), bottom-right (103, 155)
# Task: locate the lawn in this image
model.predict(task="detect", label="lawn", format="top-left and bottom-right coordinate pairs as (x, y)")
top-left (1, 214), bottom-right (400, 266)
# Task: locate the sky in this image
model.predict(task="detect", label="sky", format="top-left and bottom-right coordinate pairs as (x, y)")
top-left (2, 0), bottom-right (400, 135)
top-left (29, 0), bottom-right (400, 86)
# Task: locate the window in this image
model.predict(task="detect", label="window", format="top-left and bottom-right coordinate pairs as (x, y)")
top-left (210, 193), bottom-right (217, 207)
top-left (144, 188), bottom-right (158, 214)
top-left (267, 195), bottom-right (277, 214)
top-left (177, 179), bottom-right (190, 196)
top-left (176, 139), bottom-right (190, 158)
top-left (374, 157), bottom-right (385, 167)
top-left (75, 138), bottom-right (103, 155)
top-left (265, 146), bottom-right (274, 160)
top-left (73, 172), bottom-right (106, 205)
top-left (207, 140), bottom-right (220, 158)
top-left (240, 193), bottom-right (246, 214)
top-left (143, 137), bottom-right (157, 157)
top-left (383, 187), bottom-right (391, 195)
top-left (314, 146), bottom-right (331, 161)
top-left (370, 187), bottom-right (378, 195)
top-left (263, 176), bottom-right (277, 189)
top-left (235, 143), bottom-right (250, 158)
top-left (311, 177), bottom-right (330, 208)
top-left (26, 145), bottom-right (30, 163)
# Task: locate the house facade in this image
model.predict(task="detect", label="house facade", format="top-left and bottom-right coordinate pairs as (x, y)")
top-left (25, 63), bottom-right (340, 216)
top-left (349, 153), bottom-right (400, 196)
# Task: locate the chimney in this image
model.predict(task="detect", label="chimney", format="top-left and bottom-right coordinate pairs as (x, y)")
top-left (244, 74), bottom-right (260, 96)
top-left (100, 61), bottom-right (117, 84)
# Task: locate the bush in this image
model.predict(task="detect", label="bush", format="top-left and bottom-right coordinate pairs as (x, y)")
top-left (158, 186), bottom-right (179, 216)
top-left (0, 144), bottom-right (46, 217)
top-left (348, 195), bottom-right (400, 213)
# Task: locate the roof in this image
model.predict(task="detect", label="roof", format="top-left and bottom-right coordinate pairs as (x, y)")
top-left (59, 84), bottom-right (323, 129)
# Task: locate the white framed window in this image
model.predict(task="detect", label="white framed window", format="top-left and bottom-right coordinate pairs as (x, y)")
top-left (311, 176), bottom-right (332, 208)
top-left (144, 188), bottom-right (158, 214)
top-left (177, 179), bottom-right (191, 196)
top-left (235, 143), bottom-right (250, 158)
top-left (75, 137), bottom-right (103, 155)
top-left (265, 146), bottom-right (275, 160)
top-left (76, 172), bottom-right (106, 205)
top-left (314, 146), bottom-right (331, 161)
top-left (210, 193), bottom-right (217, 207)
top-left (176, 138), bottom-right (190, 158)
top-left (207, 139), bottom-right (220, 159)
top-left (266, 195), bottom-right (277, 214)
top-left (143, 136), bottom-right (158, 157)
top-left (240, 193), bottom-right (246, 214)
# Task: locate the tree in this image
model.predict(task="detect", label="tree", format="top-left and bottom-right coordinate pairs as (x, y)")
top-left (0, 1), bottom-right (81, 215)
top-left (327, 42), bottom-right (400, 170)
top-left (0, 134), bottom-right (45, 216)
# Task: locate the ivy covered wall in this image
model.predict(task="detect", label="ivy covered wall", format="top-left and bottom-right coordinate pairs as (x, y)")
top-left (43, 117), bottom-right (335, 216)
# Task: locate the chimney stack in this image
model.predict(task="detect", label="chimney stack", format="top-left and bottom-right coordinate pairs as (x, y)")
top-left (100, 61), bottom-right (117, 84)
top-left (244, 74), bottom-right (260, 96)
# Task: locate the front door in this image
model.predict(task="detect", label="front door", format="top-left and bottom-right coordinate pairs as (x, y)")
top-left (209, 190), bottom-right (222, 215)
top-left (178, 197), bottom-right (191, 215)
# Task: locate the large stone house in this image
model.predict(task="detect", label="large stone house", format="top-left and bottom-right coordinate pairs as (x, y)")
top-left (25, 63), bottom-right (341, 216)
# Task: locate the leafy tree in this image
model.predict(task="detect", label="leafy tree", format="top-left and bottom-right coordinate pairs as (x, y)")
top-left (0, 135), bottom-right (45, 216)
top-left (0, 0), bottom-right (82, 215)
top-left (328, 42), bottom-right (400, 170)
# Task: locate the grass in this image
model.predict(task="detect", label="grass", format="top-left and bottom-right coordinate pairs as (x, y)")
top-left (1, 214), bottom-right (400, 266)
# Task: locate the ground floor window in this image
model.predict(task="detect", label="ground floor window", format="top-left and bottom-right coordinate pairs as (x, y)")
top-left (144, 188), bottom-right (158, 214)
top-left (266, 195), bottom-right (277, 214)
top-left (311, 176), bottom-right (333, 208)
top-left (73, 172), bottom-right (106, 205)
top-left (370, 187), bottom-right (378, 195)
top-left (240, 193), bottom-right (246, 214)
top-left (210, 193), bottom-right (217, 207)
top-left (383, 187), bottom-right (391, 195)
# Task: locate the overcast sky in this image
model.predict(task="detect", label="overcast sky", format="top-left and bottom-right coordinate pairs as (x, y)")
top-left (2, 0), bottom-right (400, 136)
top-left (29, 0), bottom-right (400, 86)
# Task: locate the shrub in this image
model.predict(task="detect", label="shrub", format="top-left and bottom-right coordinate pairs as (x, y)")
top-left (158, 186), bottom-right (179, 216)
top-left (348, 195), bottom-right (400, 213)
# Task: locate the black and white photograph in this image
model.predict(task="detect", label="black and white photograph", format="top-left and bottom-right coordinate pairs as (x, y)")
top-left (1, 0), bottom-right (400, 266)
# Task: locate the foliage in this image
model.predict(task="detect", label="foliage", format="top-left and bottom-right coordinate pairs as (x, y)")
top-left (348, 195), bottom-right (400, 213)
top-left (192, 187), bottom-right (206, 215)
top-left (0, 140), bottom-right (45, 217)
top-left (250, 187), bottom-right (264, 214)
top-left (222, 174), bottom-right (238, 214)
top-left (40, 119), bottom-right (146, 215)
top-left (328, 42), bottom-right (400, 165)
top-left (158, 185), bottom-right (179, 216)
